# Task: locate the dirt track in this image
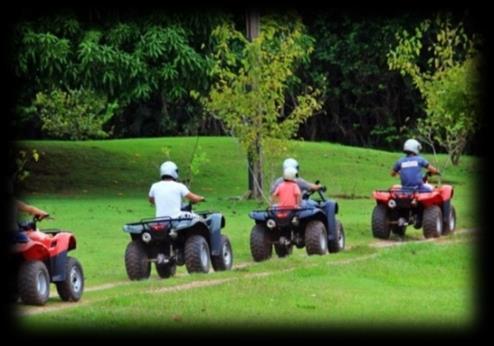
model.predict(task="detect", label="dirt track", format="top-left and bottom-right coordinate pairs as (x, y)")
top-left (16, 228), bottom-right (476, 317)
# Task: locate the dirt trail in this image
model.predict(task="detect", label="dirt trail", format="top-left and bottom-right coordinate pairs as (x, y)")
top-left (18, 229), bottom-right (476, 317)
top-left (370, 228), bottom-right (476, 248)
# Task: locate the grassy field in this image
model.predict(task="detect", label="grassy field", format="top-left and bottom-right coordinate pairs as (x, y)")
top-left (13, 137), bottom-right (480, 333)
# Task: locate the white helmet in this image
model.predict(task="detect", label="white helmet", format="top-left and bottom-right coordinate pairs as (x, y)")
top-left (160, 161), bottom-right (179, 180)
top-left (283, 158), bottom-right (299, 172)
top-left (403, 139), bottom-right (422, 155)
top-left (283, 166), bottom-right (297, 181)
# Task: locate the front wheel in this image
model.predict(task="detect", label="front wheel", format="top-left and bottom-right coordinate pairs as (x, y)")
top-left (442, 205), bottom-right (456, 235)
top-left (212, 235), bottom-right (233, 271)
top-left (274, 243), bottom-right (293, 258)
top-left (56, 257), bottom-right (84, 302)
top-left (328, 220), bottom-right (345, 253)
top-left (156, 262), bottom-right (176, 279)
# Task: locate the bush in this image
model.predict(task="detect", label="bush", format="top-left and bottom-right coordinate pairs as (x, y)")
top-left (34, 88), bottom-right (118, 140)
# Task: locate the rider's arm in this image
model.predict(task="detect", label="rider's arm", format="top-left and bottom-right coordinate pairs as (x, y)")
top-left (309, 183), bottom-right (321, 191)
top-left (16, 200), bottom-right (48, 218)
top-left (148, 197), bottom-right (155, 205)
top-left (426, 164), bottom-right (440, 175)
top-left (185, 192), bottom-right (205, 203)
top-left (298, 178), bottom-right (320, 192)
top-left (391, 159), bottom-right (401, 177)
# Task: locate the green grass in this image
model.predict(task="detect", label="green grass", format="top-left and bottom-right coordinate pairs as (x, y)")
top-left (14, 137), bottom-right (479, 331)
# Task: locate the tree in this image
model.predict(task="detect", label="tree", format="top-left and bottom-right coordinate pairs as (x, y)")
top-left (202, 15), bottom-right (321, 199)
top-left (33, 88), bottom-right (117, 140)
top-left (14, 11), bottom-right (226, 138)
top-left (387, 13), bottom-right (482, 165)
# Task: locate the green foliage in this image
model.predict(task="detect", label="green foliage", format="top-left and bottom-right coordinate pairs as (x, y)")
top-left (299, 14), bottom-right (423, 148)
top-left (13, 12), bottom-right (224, 138)
top-left (14, 149), bottom-right (40, 183)
top-left (34, 88), bottom-right (117, 140)
top-left (202, 15), bottom-right (321, 197)
top-left (388, 14), bottom-right (482, 164)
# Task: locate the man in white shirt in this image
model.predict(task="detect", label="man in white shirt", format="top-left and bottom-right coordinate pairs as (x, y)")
top-left (149, 161), bottom-right (205, 219)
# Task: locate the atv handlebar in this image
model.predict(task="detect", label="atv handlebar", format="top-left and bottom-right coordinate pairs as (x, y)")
top-left (33, 214), bottom-right (51, 222)
top-left (302, 180), bottom-right (327, 202)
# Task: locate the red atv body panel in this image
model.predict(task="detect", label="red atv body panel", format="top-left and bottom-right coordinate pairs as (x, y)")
top-left (373, 184), bottom-right (453, 207)
top-left (13, 230), bottom-right (77, 261)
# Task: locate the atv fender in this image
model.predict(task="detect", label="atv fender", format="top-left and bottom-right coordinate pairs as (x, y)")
top-left (17, 242), bottom-right (51, 261)
top-left (204, 213), bottom-right (223, 256)
top-left (321, 200), bottom-right (338, 241)
top-left (51, 232), bottom-right (77, 256)
top-left (49, 250), bottom-right (68, 282)
top-left (249, 211), bottom-right (269, 222)
top-left (297, 208), bottom-right (322, 219)
top-left (439, 185), bottom-right (454, 201)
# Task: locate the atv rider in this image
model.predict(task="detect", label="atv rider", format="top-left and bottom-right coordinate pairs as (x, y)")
top-left (271, 166), bottom-right (301, 210)
top-left (11, 201), bottom-right (49, 243)
top-left (16, 201), bottom-right (49, 220)
top-left (149, 161), bottom-right (205, 220)
top-left (270, 158), bottom-right (323, 208)
top-left (391, 139), bottom-right (440, 192)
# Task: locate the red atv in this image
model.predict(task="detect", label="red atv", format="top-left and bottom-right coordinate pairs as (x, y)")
top-left (371, 173), bottom-right (456, 239)
top-left (11, 216), bottom-right (84, 305)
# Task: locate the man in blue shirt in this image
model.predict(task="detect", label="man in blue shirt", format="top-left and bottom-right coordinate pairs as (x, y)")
top-left (391, 139), bottom-right (440, 192)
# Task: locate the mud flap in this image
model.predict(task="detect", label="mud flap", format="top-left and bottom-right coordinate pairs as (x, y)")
top-left (322, 201), bottom-right (337, 241)
top-left (50, 250), bottom-right (68, 282)
top-left (206, 213), bottom-right (223, 256)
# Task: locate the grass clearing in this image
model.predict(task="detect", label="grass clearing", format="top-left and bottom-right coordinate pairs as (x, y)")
top-left (13, 137), bottom-right (479, 331)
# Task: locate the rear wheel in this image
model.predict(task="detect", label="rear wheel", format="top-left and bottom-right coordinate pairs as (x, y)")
top-left (392, 226), bottom-right (406, 237)
top-left (423, 206), bottom-right (443, 238)
top-left (212, 235), bottom-right (233, 271)
top-left (155, 262), bottom-right (176, 279)
top-left (442, 205), bottom-right (456, 235)
top-left (185, 235), bottom-right (211, 273)
top-left (18, 261), bottom-right (50, 306)
top-left (56, 257), bottom-right (84, 301)
top-left (372, 204), bottom-right (390, 239)
top-left (328, 220), bottom-right (345, 253)
top-left (274, 243), bottom-right (293, 258)
top-left (125, 241), bottom-right (151, 280)
top-left (305, 220), bottom-right (328, 255)
top-left (250, 224), bottom-right (272, 262)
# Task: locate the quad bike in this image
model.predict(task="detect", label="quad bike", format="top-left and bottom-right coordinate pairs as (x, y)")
top-left (10, 215), bottom-right (84, 306)
top-left (248, 181), bottom-right (345, 262)
top-left (122, 203), bottom-right (233, 280)
top-left (371, 172), bottom-right (456, 239)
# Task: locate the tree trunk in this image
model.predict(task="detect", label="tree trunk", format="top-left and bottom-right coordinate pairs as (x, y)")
top-left (248, 135), bottom-right (263, 200)
top-left (246, 10), bottom-right (262, 200)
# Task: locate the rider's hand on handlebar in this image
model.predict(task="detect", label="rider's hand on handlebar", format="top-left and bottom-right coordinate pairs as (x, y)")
top-left (319, 185), bottom-right (327, 193)
top-left (34, 213), bottom-right (50, 221)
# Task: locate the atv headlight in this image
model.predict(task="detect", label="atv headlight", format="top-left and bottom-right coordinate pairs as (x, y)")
top-left (266, 219), bottom-right (276, 229)
top-left (388, 199), bottom-right (397, 208)
top-left (142, 232), bottom-right (152, 243)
